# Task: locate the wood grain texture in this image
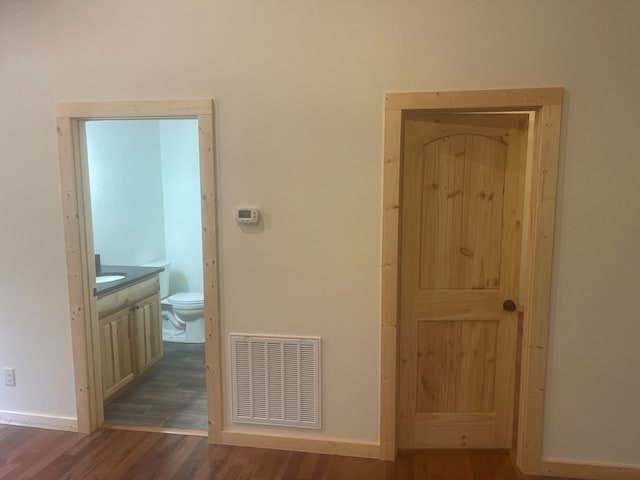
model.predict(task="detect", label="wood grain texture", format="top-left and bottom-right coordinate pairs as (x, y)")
top-left (417, 321), bottom-right (497, 413)
top-left (385, 88), bottom-right (564, 110)
top-left (131, 293), bottom-right (162, 375)
top-left (379, 107), bottom-right (402, 460)
top-left (398, 113), bottom-right (525, 449)
top-left (516, 104), bottom-right (563, 474)
top-left (57, 100), bottom-right (222, 445)
top-left (96, 276), bottom-right (160, 317)
top-left (380, 89), bottom-right (563, 473)
top-left (0, 424), bottom-right (576, 480)
top-left (220, 431), bottom-right (379, 459)
top-left (57, 117), bottom-right (95, 433)
top-left (56, 99), bottom-right (213, 118)
top-left (197, 111), bottom-right (224, 444)
top-left (419, 134), bottom-right (506, 290)
top-left (539, 460), bottom-right (640, 480)
top-left (99, 309), bottom-right (134, 401)
top-left (98, 285), bottom-right (162, 404)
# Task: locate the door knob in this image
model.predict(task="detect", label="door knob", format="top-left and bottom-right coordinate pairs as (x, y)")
top-left (503, 299), bottom-right (517, 312)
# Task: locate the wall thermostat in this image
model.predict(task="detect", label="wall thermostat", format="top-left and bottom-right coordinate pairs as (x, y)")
top-left (236, 208), bottom-right (260, 224)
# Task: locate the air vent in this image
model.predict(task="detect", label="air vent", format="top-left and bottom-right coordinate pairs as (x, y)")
top-left (230, 334), bottom-right (321, 429)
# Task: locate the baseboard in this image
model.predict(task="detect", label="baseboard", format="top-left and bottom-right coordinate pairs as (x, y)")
top-left (102, 423), bottom-right (207, 437)
top-left (540, 459), bottom-right (640, 480)
top-left (0, 411), bottom-right (78, 432)
top-left (219, 430), bottom-right (381, 459)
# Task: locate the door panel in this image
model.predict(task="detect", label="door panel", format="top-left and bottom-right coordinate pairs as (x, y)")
top-left (398, 112), bottom-right (527, 449)
top-left (99, 309), bottom-right (134, 401)
top-left (420, 135), bottom-right (505, 290)
top-left (416, 320), bottom-right (497, 413)
top-left (132, 293), bottom-right (162, 374)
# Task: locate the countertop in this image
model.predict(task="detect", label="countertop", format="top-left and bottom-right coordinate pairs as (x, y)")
top-left (95, 265), bottom-right (164, 297)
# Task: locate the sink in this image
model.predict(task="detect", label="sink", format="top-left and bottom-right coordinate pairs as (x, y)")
top-left (96, 274), bottom-right (125, 284)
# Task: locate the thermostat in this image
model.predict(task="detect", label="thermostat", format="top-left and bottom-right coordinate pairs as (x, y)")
top-left (236, 208), bottom-right (260, 224)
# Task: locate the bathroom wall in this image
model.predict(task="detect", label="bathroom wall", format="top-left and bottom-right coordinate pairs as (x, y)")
top-left (158, 120), bottom-right (203, 294)
top-left (1, 0), bottom-right (639, 469)
top-left (86, 120), bottom-right (166, 266)
top-left (86, 119), bottom-right (202, 294)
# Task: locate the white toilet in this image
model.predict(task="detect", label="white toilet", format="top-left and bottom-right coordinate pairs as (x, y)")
top-left (144, 260), bottom-right (205, 344)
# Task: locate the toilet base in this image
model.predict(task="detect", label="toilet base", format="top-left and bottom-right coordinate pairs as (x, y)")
top-left (163, 328), bottom-right (186, 343)
top-left (161, 301), bottom-right (205, 343)
top-left (162, 328), bottom-right (204, 344)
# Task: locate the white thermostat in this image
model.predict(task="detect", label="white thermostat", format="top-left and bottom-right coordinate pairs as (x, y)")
top-left (236, 208), bottom-right (260, 224)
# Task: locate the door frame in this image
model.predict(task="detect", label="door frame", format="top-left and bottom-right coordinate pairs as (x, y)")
top-left (56, 99), bottom-right (223, 442)
top-left (379, 88), bottom-right (563, 473)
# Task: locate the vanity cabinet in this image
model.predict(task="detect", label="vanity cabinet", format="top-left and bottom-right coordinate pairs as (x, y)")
top-left (97, 276), bottom-right (163, 403)
top-left (131, 293), bottom-right (162, 375)
top-left (99, 308), bottom-right (135, 400)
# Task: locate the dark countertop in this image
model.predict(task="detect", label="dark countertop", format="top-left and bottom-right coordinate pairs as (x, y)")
top-left (95, 265), bottom-right (164, 297)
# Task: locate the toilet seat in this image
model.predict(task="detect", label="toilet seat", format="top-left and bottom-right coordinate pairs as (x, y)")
top-left (167, 292), bottom-right (204, 309)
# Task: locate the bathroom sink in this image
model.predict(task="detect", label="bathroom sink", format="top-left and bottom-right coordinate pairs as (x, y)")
top-left (96, 274), bottom-right (125, 284)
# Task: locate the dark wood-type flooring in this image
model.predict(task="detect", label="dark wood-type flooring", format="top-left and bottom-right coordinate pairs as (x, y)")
top-left (104, 342), bottom-right (206, 431)
top-left (0, 425), bottom-right (573, 480)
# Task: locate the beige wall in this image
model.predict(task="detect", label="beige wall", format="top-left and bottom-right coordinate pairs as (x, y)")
top-left (0, 0), bottom-right (638, 466)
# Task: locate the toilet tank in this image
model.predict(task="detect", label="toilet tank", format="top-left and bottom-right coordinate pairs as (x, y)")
top-left (142, 260), bottom-right (171, 298)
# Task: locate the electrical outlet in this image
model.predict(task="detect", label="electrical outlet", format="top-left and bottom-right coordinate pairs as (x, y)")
top-left (3, 368), bottom-right (15, 387)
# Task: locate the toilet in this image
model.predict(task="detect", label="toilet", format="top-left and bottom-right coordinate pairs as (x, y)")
top-left (144, 260), bottom-right (205, 344)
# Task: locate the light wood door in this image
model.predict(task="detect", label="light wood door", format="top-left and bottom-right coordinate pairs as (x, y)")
top-left (131, 293), bottom-right (162, 375)
top-left (99, 308), bottom-right (135, 401)
top-left (398, 112), bottom-right (528, 449)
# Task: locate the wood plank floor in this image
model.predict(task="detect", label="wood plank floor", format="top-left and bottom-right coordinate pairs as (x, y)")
top-left (0, 425), bottom-right (573, 480)
top-left (104, 342), bottom-right (206, 430)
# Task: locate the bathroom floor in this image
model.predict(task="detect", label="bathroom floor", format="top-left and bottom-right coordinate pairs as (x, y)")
top-left (104, 342), bottom-right (207, 431)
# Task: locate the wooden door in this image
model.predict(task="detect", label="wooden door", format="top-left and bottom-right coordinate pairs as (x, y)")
top-left (398, 112), bottom-right (528, 449)
top-left (131, 293), bottom-right (163, 374)
top-left (99, 309), bottom-right (134, 401)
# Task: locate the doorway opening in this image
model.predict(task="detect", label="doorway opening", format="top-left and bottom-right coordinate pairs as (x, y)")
top-left (379, 89), bottom-right (563, 474)
top-left (84, 118), bottom-right (206, 432)
top-left (57, 100), bottom-right (222, 440)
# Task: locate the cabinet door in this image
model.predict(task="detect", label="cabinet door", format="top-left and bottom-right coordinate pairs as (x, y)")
top-left (131, 293), bottom-right (163, 374)
top-left (100, 309), bottom-right (135, 401)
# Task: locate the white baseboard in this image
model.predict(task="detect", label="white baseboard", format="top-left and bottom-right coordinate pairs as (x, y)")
top-left (0, 411), bottom-right (78, 432)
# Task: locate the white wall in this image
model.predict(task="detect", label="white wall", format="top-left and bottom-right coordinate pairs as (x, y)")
top-left (0, 0), bottom-right (639, 466)
top-left (86, 120), bottom-right (166, 266)
top-left (86, 118), bottom-right (202, 294)
top-left (159, 120), bottom-right (203, 294)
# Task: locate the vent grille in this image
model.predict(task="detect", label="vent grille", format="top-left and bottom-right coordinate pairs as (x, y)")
top-left (230, 335), bottom-right (321, 429)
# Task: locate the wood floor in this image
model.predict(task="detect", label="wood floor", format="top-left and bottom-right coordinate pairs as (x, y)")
top-left (0, 425), bottom-right (574, 480)
top-left (104, 342), bottom-right (206, 430)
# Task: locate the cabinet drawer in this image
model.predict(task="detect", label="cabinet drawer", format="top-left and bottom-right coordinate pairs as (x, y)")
top-left (97, 276), bottom-right (160, 317)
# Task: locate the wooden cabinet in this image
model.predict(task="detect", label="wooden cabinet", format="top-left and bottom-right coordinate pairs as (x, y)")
top-left (131, 293), bottom-right (162, 375)
top-left (97, 276), bottom-right (163, 403)
top-left (100, 308), bottom-right (135, 400)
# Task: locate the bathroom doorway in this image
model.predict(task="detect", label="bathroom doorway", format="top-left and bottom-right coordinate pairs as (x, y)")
top-left (85, 118), bottom-right (207, 432)
top-left (56, 100), bottom-right (222, 439)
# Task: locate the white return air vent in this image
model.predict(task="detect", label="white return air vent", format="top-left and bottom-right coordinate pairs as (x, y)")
top-left (230, 334), bottom-right (321, 429)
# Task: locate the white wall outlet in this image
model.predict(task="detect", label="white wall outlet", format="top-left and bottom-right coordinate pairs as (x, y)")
top-left (3, 367), bottom-right (15, 387)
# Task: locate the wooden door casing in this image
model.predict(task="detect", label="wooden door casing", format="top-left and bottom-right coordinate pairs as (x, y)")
top-left (398, 113), bottom-right (528, 449)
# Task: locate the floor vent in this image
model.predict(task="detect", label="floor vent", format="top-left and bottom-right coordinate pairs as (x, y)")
top-left (230, 334), bottom-right (321, 429)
